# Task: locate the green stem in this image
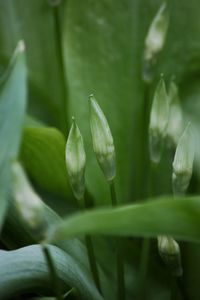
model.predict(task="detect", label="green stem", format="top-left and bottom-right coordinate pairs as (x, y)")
top-left (136, 238), bottom-right (151, 300)
top-left (109, 180), bottom-right (125, 300)
top-left (81, 196), bottom-right (101, 293)
top-left (52, 4), bottom-right (68, 133)
top-left (137, 162), bottom-right (158, 300)
top-left (85, 234), bottom-right (101, 292)
top-left (41, 243), bottom-right (63, 300)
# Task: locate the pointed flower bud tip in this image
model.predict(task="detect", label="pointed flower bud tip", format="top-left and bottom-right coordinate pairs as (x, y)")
top-left (158, 236), bottom-right (183, 276)
top-left (89, 95), bottom-right (116, 181)
top-left (66, 118), bottom-right (86, 200)
top-left (172, 123), bottom-right (194, 195)
top-left (144, 2), bottom-right (169, 61)
top-left (149, 77), bottom-right (169, 163)
top-left (12, 162), bottom-right (45, 231)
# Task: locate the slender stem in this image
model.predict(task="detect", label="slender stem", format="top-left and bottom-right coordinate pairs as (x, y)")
top-left (137, 162), bottom-right (157, 300)
top-left (136, 238), bottom-right (151, 300)
top-left (109, 180), bottom-right (117, 206)
top-left (41, 243), bottom-right (63, 300)
top-left (109, 180), bottom-right (125, 300)
top-left (53, 5), bottom-right (68, 133)
top-left (85, 234), bottom-right (101, 292)
top-left (81, 196), bottom-right (101, 293)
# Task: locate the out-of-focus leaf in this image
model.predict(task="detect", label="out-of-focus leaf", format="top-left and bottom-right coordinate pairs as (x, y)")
top-left (13, 0), bottom-right (68, 130)
top-left (62, 1), bottom-right (145, 204)
top-left (0, 42), bottom-right (27, 229)
top-left (0, 245), bottom-right (103, 300)
top-left (48, 196), bottom-right (200, 243)
top-left (1, 199), bottom-right (113, 300)
top-left (61, 0), bottom-right (200, 205)
top-left (0, 0), bottom-right (19, 73)
top-left (20, 127), bottom-right (73, 200)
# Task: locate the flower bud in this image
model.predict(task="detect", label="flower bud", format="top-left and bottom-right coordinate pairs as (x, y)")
top-left (12, 162), bottom-right (45, 232)
top-left (166, 81), bottom-right (183, 146)
top-left (143, 3), bottom-right (169, 82)
top-left (149, 77), bottom-right (169, 163)
top-left (158, 236), bottom-right (182, 276)
top-left (172, 123), bottom-right (194, 195)
top-left (89, 95), bottom-right (116, 181)
top-left (144, 3), bottom-right (169, 61)
top-left (65, 117), bottom-right (86, 200)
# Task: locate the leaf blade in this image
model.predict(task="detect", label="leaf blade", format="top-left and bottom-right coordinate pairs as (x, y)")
top-left (48, 196), bottom-right (200, 243)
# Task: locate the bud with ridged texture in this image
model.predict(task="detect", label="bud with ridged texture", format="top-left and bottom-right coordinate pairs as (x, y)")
top-left (149, 77), bottom-right (169, 163)
top-left (143, 3), bottom-right (169, 82)
top-left (65, 117), bottom-right (86, 201)
top-left (166, 80), bottom-right (183, 146)
top-left (158, 236), bottom-right (182, 276)
top-left (12, 162), bottom-right (46, 233)
top-left (89, 94), bottom-right (116, 181)
top-left (172, 123), bottom-right (194, 195)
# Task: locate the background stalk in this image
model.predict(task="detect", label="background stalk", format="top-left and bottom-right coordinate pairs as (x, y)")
top-left (109, 180), bottom-right (125, 300)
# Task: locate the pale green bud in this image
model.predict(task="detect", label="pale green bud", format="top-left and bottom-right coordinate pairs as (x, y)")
top-left (89, 95), bottom-right (116, 181)
top-left (158, 236), bottom-right (182, 276)
top-left (65, 117), bottom-right (86, 200)
top-left (12, 162), bottom-right (45, 231)
top-left (143, 3), bottom-right (169, 82)
top-left (172, 123), bottom-right (194, 195)
top-left (166, 81), bottom-right (183, 146)
top-left (149, 77), bottom-right (169, 163)
top-left (144, 3), bottom-right (169, 62)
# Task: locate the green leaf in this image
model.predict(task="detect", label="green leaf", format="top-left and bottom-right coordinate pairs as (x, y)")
top-left (48, 196), bottom-right (200, 243)
top-left (0, 245), bottom-right (103, 300)
top-left (20, 127), bottom-right (73, 200)
top-left (0, 42), bottom-right (27, 229)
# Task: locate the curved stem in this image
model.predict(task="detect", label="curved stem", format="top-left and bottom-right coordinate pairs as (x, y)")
top-left (41, 243), bottom-right (63, 300)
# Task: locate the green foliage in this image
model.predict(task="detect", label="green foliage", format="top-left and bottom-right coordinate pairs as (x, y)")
top-left (1, 1), bottom-right (200, 300)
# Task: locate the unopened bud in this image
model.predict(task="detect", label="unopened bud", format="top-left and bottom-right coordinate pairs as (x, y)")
top-left (144, 3), bottom-right (169, 61)
top-left (172, 123), bottom-right (194, 195)
top-left (89, 95), bottom-right (116, 181)
top-left (166, 81), bottom-right (183, 146)
top-left (158, 236), bottom-right (182, 276)
top-left (65, 117), bottom-right (86, 200)
top-left (149, 77), bottom-right (169, 163)
top-left (12, 162), bottom-right (45, 232)
top-left (143, 3), bottom-right (169, 82)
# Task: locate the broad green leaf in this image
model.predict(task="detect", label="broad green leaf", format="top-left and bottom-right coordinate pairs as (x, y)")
top-left (20, 127), bottom-right (73, 200)
top-left (61, 0), bottom-right (200, 204)
top-left (0, 42), bottom-right (27, 229)
top-left (0, 245), bottom-right (103, 300)
top-left (48, 197), bottom-right (200, 243)
top-left (2, 198), bottom-right (115, 299)
top-left (62, 0), bottom-right (145, 204)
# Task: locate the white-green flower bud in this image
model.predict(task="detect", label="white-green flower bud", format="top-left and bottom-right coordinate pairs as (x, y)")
top-left (12, 162), bottom-right (45, 231)
top-left (65, 117), bottom-right (86, 200)
top-left (166, 81), bottom-right (183, 146)
top-left (149, 77), bottom-right (169, 163)
top-left (158, 236), bottom-right (182, 276)
top-left (172, 123), bottom-right (194, 195)
top-left (143, 3), bottom-right (169, 82)
top-left (144, 3), bottom-right (169, 62)
top-left (89, 94), bottom-right (116, 181)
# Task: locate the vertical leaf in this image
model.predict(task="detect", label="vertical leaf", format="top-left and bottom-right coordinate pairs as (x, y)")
top-left (0, 41), bottom-right (27, 229)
